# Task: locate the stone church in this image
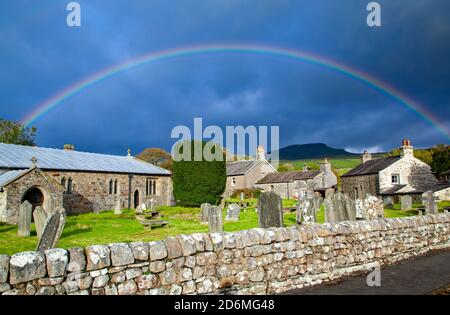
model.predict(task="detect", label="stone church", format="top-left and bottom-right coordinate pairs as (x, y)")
top-left (341, 140), bottom-right (449, 202)
top-left (0, 143), bottom-right (173, 224)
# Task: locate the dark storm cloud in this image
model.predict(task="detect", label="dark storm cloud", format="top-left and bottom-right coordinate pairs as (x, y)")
top-left (0, 0), bottom-right (449, 156)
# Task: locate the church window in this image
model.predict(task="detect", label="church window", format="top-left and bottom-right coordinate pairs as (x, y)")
top-left (109, 180), bottom-right (113, 195)
top-left (67, 178), bottom-right (73, 194)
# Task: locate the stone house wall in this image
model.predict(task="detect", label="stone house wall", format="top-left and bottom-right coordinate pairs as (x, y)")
top-left (379, 155), bottom-right (438, 192)
top-left (1, 213), bottom-right (449, 295)
top-left (341, 174), bottom-right (379, 200)
top-left (434, 187), bottom-right (450, 202)
top-left (43, 171), bottom-right (173, 214)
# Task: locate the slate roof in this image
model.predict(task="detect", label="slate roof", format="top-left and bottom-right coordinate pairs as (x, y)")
top-left (341, 156), bottom-right (401, 177)
top-left (0, 169), bottom-right (29, 187)
top-left (380, 183), bottom-right (450, 195)
top-left (0, 143), bottom-right (171, 176)
top-left (226, 160), bottom-right (260, 176)
top-left (256, 170), bottom-right (321, 184)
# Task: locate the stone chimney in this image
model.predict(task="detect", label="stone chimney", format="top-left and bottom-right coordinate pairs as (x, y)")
top-left (361, 150), bottom-right (372, 163)
top-left (400, 139), bottom-right (413, 157)
top-left (256, 145), bottom-right (265, 160)
top-left (64, 144), bottom-right (75, 151)
top-left (319, 158), bottom-right (332, 175)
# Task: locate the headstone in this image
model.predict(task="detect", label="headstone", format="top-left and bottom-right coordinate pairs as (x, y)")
top-left (422, 191), bottom-right (439, 215)
top-left (296, 198), bottom-right (315, 224)
top-left (362, 194), bottom-right (384, 220)
top-left (33, 206), bottom-right (48, 239)
top-left (312, 193), bottom-right (323, 212)
top-left (324, 191), bottom-right (356, 223)
top-left (325, 188), bottom-right (334, 198)
top-left (384, 196), bottom-right (394, 209)
top-left (400, 195), bottom-right (412, 210)
top-left (36, 207), bottom-right (66, 251)
top-left (114, 198), bottom-right (122, 215)
top-left (225, 203), bottom-right (241, 222)
top-left (200, 203), bottom-right (211, 224)
top-left (208, 206), bottom-right (223, 233)
top-left (240, 192), bottom-right (244, 201)
top-left (136, 204), bottom-right (143, 215)
top-left (93, 202), bottom-right (101, 214)
top-left (149, 198), bottom-right (156, 211)
top-left (257, 192), bottom-right (283, 228)
top-left (355, 198), bottom-right (364, 219)
top-left (18, 201), bottom-right (32, 237)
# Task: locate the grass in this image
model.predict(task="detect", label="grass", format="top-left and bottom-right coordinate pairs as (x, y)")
top-left (1, 199), bottom-right (448, 256)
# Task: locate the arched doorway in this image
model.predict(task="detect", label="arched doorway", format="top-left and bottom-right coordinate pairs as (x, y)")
top-left (21, 187), bottom-right (44, 210)
top-left (134, 190), bottom-right (140, 209)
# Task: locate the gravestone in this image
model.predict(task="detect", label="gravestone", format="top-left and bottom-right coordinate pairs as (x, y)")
top-left (296, 198), bottom-right (316, 224)
top-left (325, 188), bottom-right (334, 198)
top-left (149, 198), bottom-right (156, 211)
top-left (240, 192), bottom-right (245, 201)
top-left (400, 195), bottom-right (412, 210)
top-left (362, 194), bottom-right (384, 220)
top-left (18, 201), bottom-right (32, 237)
top-left (312, 193), bottom-right (323, 212)
top-left (33, 206), bottom-right (48, 239)
top-left (226, 203), bottom-right (241, 222)
top-left (355, 198), bottom-right (364, 219)
top-left (93, 202), bottom-right (101, 214)
top-left (324, 192), bottom-right (356, 223)
top-left (257, 192), bottom-right (283, 228)
top-left (200, 203), bottom-right (211, 224)
top-left (208, 205), bottom-right (223, 233)
top-left (114, 198), bottom-right (122, 215)
top-left (384, 196), bottom-right (394, 209)
top-left (36, 207), bottom-right (66, 251)
top-left (136, 204), bottom-right (144, 215)
top-left (422, 191), bottom-right (439, 215)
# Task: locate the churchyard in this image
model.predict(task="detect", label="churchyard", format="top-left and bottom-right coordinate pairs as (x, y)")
top-left (1, 197), bottom-right (448, 255)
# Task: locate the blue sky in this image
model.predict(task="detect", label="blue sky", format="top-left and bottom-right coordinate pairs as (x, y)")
top-left (0, 0), bottom-right (449, 156)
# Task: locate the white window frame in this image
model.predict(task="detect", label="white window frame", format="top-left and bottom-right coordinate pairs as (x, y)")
top-left (391, 174), bottom-right (400, 184)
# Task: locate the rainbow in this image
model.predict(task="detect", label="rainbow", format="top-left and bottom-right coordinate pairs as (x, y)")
top-left (20, 43), bottom-right (449, 139)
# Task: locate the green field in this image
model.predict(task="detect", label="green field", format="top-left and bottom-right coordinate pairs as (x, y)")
top-left (280, 158), bottom-right (361, 174)
top-left (1, 199), bottom-right (448, 256)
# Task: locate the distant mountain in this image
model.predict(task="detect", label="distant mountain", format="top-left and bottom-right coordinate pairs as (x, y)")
top-left (274, 143), bottom-right (360, 160)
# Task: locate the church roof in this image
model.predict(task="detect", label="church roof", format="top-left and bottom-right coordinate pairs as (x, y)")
top-left (256, 170), bottom-right (321, 184)
top-left (0, 143), bottom-right (171, 176)
top-left (0, 169), bottom-right (30, 188)
top-left (341, 156), bottom-right (401, 177)
top-left (226, 160), bottom-right (260, 176)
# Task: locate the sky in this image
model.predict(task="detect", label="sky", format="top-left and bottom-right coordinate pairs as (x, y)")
top-left (0, 0), bottom-right (449, 157)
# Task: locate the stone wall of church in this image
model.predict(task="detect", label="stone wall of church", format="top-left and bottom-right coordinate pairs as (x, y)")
top-left (43, 171), bottom-right (172, 214)
top-left (341, 174), bottom-right (378, 200)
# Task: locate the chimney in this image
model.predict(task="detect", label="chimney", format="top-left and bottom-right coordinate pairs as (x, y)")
top-left (319, 158), bottom-right (332, 175)
top-left (361, 150), bottom-right (372, 163)
top-left (64, 144), bottom-right (75, 151)
top-left (400, 139), bottom-right (413, 157)
top-left (256, 145), bottom-right (265, 160)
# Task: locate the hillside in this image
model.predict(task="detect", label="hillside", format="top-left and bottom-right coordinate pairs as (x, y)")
top-left (275, 143), bottom-right (359, 160)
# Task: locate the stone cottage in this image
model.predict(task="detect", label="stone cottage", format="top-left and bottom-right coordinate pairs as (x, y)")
top-left (341, 140), bottom-right (448, 202)
top-left (0, 143), bottom-right (172, 224)
top-left (254, 158), bottom-right (337, 199)
top-left (225, 145), bottom-right (277, 197)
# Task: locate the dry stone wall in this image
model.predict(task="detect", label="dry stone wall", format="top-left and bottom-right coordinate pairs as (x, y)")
top-left (1, 214), bottom-right (449, 295)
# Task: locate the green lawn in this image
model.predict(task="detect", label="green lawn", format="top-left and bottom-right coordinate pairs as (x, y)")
top-left (0, 199), bottom-right (448, 256)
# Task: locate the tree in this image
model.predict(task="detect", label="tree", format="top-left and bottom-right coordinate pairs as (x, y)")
top-left (0, 118), bottom-right (36, 146)
top-left (136, 148), bottom-right (173, 171)
top-left (172, 140), bottom-right (227, 207)
top-left (430, 146), bottom-right (450, 176)
top-left (389, 148), bottom-right (433, 165)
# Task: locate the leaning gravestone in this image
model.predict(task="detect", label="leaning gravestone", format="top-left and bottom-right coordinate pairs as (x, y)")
top-left (226, 203), bottom-right (241, 222)
top-left (401, 195), bottom-right (412, 210)
top-left (36, 207), bottom-right (66, 251)
top-left (208, 206), bottom-right (223, 233)
top-left (422, 191), bottom-right (439, 215)
top-left (324, 192), bottom-right (356, 223)
top-left (384, 196), bottom-right (394, 209)
top-left (297, 198), bottom-right (316, 224)
top-left (200, 203), bottom-right (211, 224)
top-left (362, 194), bottom-right (384, 220)
top-left (33, 206), bottom-right (48, 239)
top-left (18, 201), bottom-right (32, 237)
top-left (257, 192), bottom-right (283, 228)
